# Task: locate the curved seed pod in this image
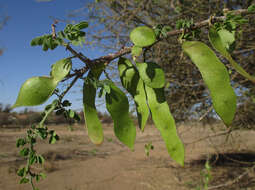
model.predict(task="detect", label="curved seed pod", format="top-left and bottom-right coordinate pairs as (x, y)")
top-left (118, 57), bottom-right (149, 131)
top-left (209, 27), bottom-right (255, 83)
top-left (136, 62), bottom-right (165, 88)
top-left (182, 41), bottom-right (237, 126)
top-left (105, 82), bottom-right (136, 150)
top-left (145, 85), bottom-right (185, 166)
top-left (50, 58), bottom-right (72, 82)
top-left (130, 26), bottom-right (156, 47)
top-left (131, 46), bottom-right (143, 57)
top-left (83, 69), bottom-right (104, 145)
top-left (12, 76), bottom-right (57, 108)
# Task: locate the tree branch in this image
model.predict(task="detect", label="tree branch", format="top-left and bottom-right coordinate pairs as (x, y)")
top-left (62, 8), bottom-right (255, 81)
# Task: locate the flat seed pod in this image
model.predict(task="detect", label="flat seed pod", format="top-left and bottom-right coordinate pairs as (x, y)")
top-left (12, 76), bottom-right (57, 108)
top-left (131, 46), bottom-right (143, 57)
top-left (209, 27), bottom-right (255, 83)
top-left (83, 70), bottom-right (104, 145)
top-left (50, 58), bottom-right (72, 82)
top-left (217, 29), bottom-right (235, 51)
top-left (145, 86), bottom-right (185, 166)
top-left (182, 41), bottom-right (237, 126)
top-left (118, 57), bottom-right (149, 131)
top-left (136, 62), bottom-right (165, 88)
top-left (105, 82), bottom-right (136, 150)
top-left (130, 26), bottom-right (156, 47)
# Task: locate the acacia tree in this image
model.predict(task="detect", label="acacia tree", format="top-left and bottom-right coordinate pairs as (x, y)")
top-left (12, 2), bottom-right (255, 189)
top-left (79, 0), bottom-right (255, 122)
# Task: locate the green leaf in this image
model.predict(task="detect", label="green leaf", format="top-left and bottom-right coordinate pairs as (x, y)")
top-left (136, 62), bottom-right (165, 88)
top-left (20, 148), bottom-right (29, 157)
top-left (145, 86), bottom-right (185, 166)
top-left (83, 69), bottom-right (104, 145)
top-left (37, 155), bottom-right (45, 164)
top-left (49, 130), bottom-right (59, 144)
top-left (68, 109), bottom-right (75, 118)
top-left (31, 36), bottom-right (44, 46)
top-left (50, 58), bottom-right (72, 82)
top-left (209, 27), bottom-right (255, 83)
top-left (182, 41), bottom-right (237, 126)
top-left (12, 76), bottom-right (57, 108)
top-left (16, 138), bottom-right (26, 147)
top-left (17, 167), bottom-right (26, 177)
top-left (40, 172), bottom-right (46, 179)
top-left (73, 21), bottom-right (89, 30)
top-left (248, 4), bottom-right (255, 12)
top-left (29, 154), bottom-right (37, 165)
top-left (131, 46), bottom-right (143, 57)
top-left (118, 57), bottom-right (149, 131)
top-left (130, 26), bottom-right (156, 47)
top-left (20, 177), bottom-right (29, 184)
top-left (105, 82), bottom-right (136, 149)
top-left (62, 100), bottom-right (71, 107)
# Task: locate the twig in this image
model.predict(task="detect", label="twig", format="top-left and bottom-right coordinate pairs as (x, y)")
top-left (185, 129), bottom-right (232, 145)
top-left (208, 165), bottom-right (255, 189)
top-left (59, 68), bottom-right (88, 101)
top-left (199, 106), bottom-right (214, 121)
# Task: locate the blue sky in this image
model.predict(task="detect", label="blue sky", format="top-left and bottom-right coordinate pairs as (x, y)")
top-left (0, 0), bottom-right (106, 112)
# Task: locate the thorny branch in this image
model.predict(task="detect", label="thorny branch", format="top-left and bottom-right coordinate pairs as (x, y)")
top-left (63, 8), bottom-right (254, 77)
top-left (51, 8), bottom-right (255, 101)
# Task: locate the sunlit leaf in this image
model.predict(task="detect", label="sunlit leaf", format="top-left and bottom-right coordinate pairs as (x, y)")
top-left (182, 41), bottom-right (236, 126)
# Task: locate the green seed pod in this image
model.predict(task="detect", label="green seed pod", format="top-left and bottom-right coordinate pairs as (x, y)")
top-left (118, 57), bottom-right (149, 131)
top-left (136, 62), bottom-right (165, 88)
top-left (83, 69), bottom-right (104, 145)
top-left (209, 27), bottom-right (255, 83)
top-left (131, 46), bottom-right (143, 57)
top-left (145, 86), bottom-right (185, 166)
top-left (182, 41), bottom-right (237, 126)
top-left (130, 26), bottom-right (156, 47)
top-left (105, 82), bottom-right (136, 150)
top-left (12, 76), bottom-right (57, 108)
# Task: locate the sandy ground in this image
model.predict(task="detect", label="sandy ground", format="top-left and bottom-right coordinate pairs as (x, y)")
top-left (0, 123), bottom-right (255, 190)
